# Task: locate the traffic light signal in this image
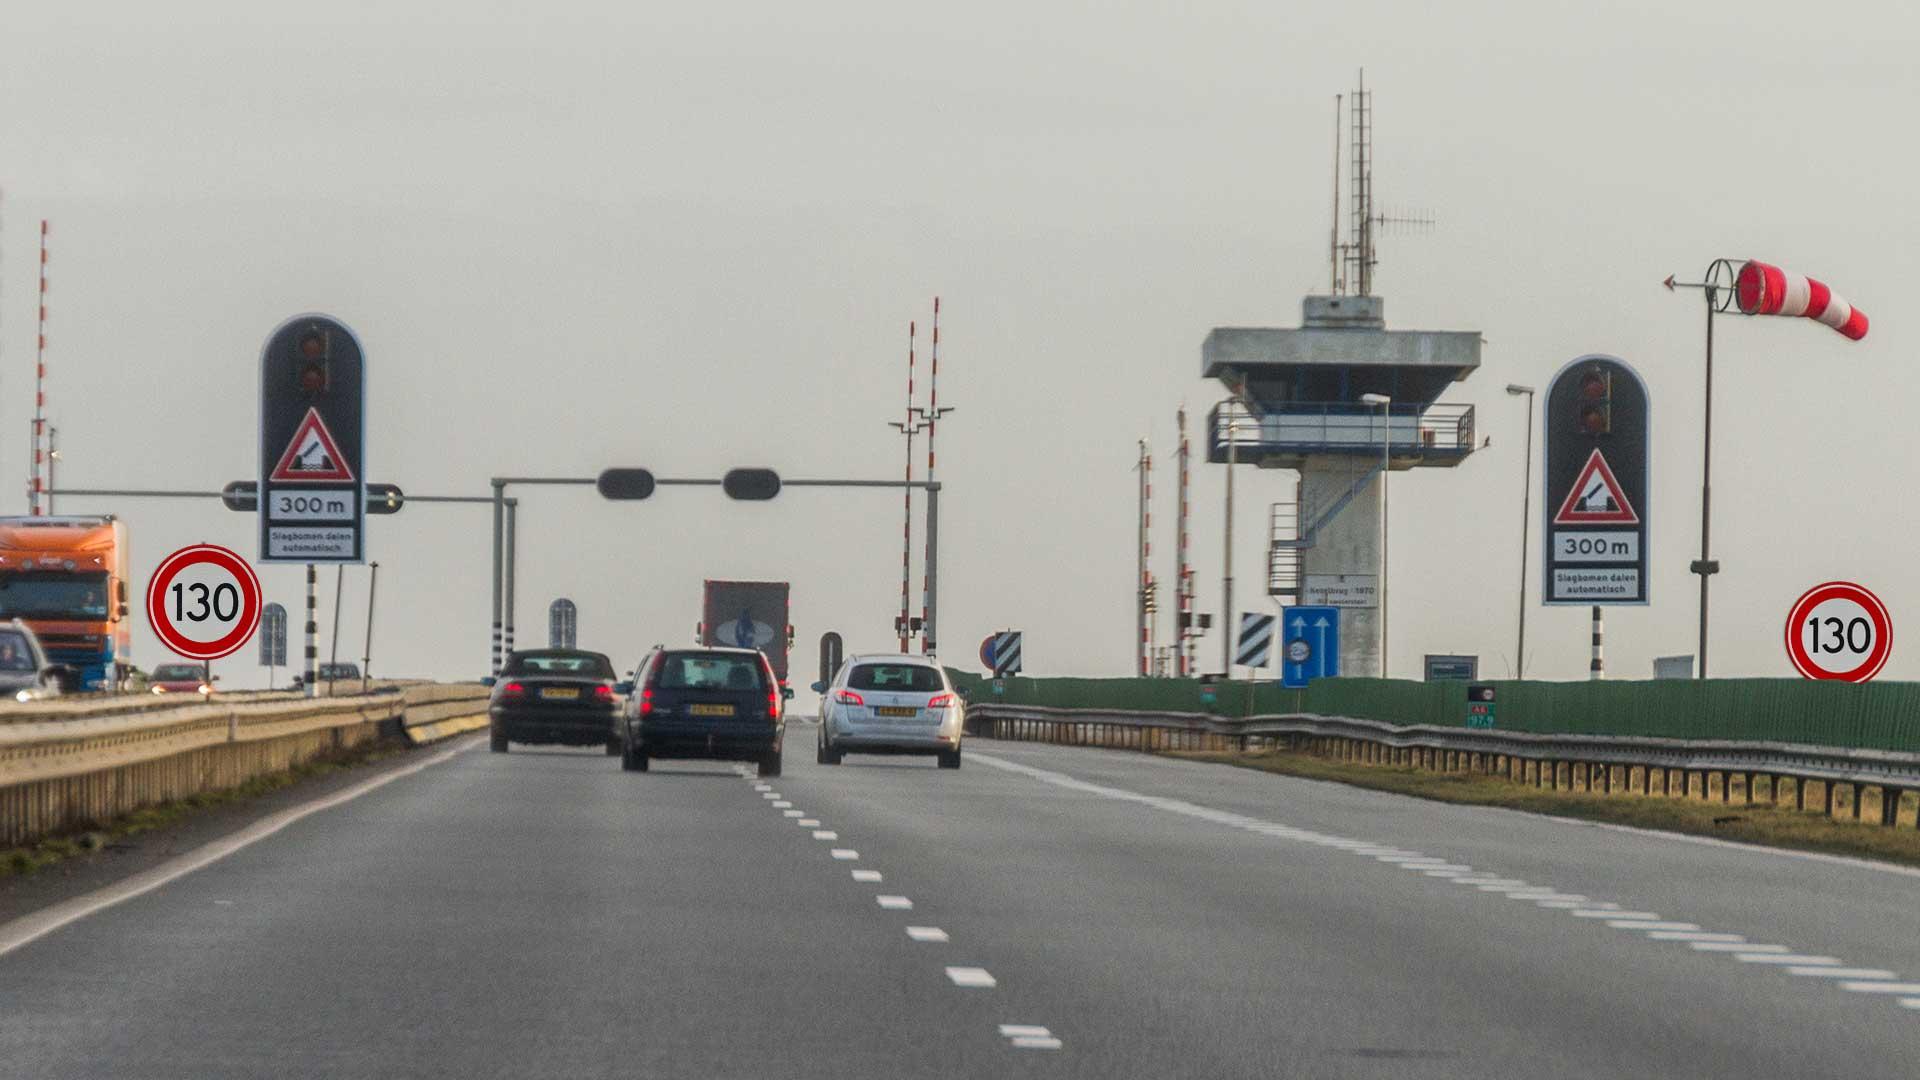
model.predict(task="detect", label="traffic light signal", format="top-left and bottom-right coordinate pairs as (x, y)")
top-left (597, 468), bottom-right (657, 500)
top-left (1578, 367), bottom-right (1612, 436)
top-left (722, 468), bottom-right (782, 501)
top-left (295, 327), bottom-right (330, 395)
top-left (366, 483), bottom-right (404, 515)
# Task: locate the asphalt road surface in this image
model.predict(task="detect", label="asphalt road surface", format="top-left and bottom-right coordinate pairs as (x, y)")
top-left (4, 731), bottom-right (1919, 1078)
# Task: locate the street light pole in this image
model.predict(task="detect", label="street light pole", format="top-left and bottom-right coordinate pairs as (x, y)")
top-left (1360, 393), bottom-right (1391, 677)
top-left (1506, 384), bottom-right (1536, 677)
top-left (1222, 406), bottom-right (1236, 675)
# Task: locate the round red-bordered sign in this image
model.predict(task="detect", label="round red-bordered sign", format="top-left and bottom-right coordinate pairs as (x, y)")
top-left (146, 544), bottom-right (263, 660)
top-left (1784, 581), bottom-right (1892, 682)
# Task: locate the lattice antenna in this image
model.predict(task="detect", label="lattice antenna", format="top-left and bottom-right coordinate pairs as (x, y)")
top-left (1327, 71), bottom-right (1436, 298)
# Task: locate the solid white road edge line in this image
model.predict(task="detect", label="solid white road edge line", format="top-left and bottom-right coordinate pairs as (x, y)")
top-left (0, 736), bottom-right (478, 960)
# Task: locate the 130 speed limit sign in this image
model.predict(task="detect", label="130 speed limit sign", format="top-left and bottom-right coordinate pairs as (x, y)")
top-left (1785, 581), bottom-right (1892, 683)
top-left (146, 544), bottom-right (263, 660)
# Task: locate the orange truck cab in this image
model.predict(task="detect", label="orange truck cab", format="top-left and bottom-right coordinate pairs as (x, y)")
top-left (0, 516), bottom-right (132, 691)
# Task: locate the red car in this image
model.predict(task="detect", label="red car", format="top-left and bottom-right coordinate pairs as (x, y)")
top-left (148, 662), bottom-right (214, 696)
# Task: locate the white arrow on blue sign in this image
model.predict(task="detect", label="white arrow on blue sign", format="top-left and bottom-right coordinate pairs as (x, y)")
top-left (1281, 606), bottom-right (1340, 689)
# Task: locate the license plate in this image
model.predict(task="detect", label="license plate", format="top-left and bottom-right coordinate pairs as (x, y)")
top-left (875, 706), bottom-right (919, 718)
top-left (690, 704), bottom-right (735, 717)
top-left (540, 687), bottom-right (579, 699)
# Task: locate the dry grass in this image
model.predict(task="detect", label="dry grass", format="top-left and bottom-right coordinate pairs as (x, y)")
top-left (2, 739), bottom-right (407, 879)
top-left (1169, 746), bottom-right (1920, 869)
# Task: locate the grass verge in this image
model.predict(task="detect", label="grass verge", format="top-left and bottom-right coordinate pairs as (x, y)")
top-left (2, 738), bottom-right (410, 879)
top-left (1170, 747), bottom-right (1920, 870)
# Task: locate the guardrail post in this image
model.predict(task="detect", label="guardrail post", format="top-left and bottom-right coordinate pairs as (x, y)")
top-left (1880, 788), bottom-right (1900, 827)
top-left (1822, 780), bottom-right (1835, 817)
top-left (1852, 783), bottom-right (1864, 820)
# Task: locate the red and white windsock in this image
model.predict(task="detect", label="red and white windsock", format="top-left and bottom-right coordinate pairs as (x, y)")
top-left (1734, 260), bottom-right (1868, 341)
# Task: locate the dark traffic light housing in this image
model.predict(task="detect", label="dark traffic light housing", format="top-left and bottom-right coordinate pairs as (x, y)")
top-left (295, 327), bottom-right (330, 395)
top-left (722, 468), bottom-right (782, 501)
top-left (597, 468), bottom-right (657, 500)
top-left (1578, 367), bottom-right (1612, 436)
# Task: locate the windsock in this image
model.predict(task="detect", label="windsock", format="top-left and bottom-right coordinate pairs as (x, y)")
top-left (1734, 260), bottom-right (1868, 340)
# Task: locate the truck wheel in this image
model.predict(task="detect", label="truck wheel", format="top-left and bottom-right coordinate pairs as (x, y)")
top-left (937, 749), bottom-right (962, 770)
top-left (490, 730), bottom-right (509, 754)
top-left (758, 750), bottom-right (782, 778)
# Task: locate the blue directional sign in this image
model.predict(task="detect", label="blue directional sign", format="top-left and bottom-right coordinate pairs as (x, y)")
top-left (1281, 606), bottom-right (1340, 689)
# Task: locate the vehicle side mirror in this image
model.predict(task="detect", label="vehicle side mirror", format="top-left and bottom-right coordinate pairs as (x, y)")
top-left (480, 676), bottom-right (497, 688)
top-left (782, 687), bottom-right (796, 700)
top-left (614, 681), bottom-right (635, 695)
top-left (211, 675), bottom-right (222, 683)
top-left (117, 603), bottom-right (129, 618)
top-left (809, 681), bottom-right (826, 694)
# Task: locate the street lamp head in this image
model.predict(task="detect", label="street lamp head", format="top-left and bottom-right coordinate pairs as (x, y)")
top-left (1505, 384), bottom-right (1535, 396)
top-left (1359, 393), bottom-right (1391, 406)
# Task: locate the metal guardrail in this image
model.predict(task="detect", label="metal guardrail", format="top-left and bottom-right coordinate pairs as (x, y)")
top-left (0, 683), bottom-right (491, 847)
top-left (968, 704), bottom-right (1920, 827)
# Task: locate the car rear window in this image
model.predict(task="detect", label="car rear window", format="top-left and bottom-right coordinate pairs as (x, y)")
top-left (504, 653), bottom-right (615, 678)
top-left (654, 652), bottom-right (767, 691)
top-left (847, 663), bottom-right (944, 692)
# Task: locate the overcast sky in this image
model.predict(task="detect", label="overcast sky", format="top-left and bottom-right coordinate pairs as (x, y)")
top-left (1, 1), bottom-right (1915, 691)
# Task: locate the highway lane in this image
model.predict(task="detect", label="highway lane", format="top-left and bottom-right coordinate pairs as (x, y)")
top-left (2, 732), bottom-right (1918, 1078)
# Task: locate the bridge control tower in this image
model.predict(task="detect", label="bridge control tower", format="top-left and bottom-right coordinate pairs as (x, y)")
top-left (1201, 78), bottom-right (1482, 676)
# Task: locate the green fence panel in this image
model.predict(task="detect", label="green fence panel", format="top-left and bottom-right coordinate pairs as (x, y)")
top-left (946, 669), bottom-right (1920, 751)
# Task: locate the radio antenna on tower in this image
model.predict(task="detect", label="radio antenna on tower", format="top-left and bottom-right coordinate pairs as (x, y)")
top-left (1328, 71), bottom-right (1436, 298)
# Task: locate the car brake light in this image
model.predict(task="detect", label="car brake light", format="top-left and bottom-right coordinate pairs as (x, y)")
top-left (639, 688), bottom-right (654, 716)
top-left (835, 689), bottom-right (865, 706)
top-left (594, 685), bottom-right (615, 702)
top-left (926, 694), bottom-right (952, 709)
top-left (503, 682), bottom-right (526, 696)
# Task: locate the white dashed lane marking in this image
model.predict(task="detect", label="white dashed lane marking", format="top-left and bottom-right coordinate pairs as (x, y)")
top-left (851, 870), bottom-right (882, 882)
top-left (877, 895), bottom-right (914, 910)
top-left (797, 819), bottom-right (820, 827)
top-left (813, 831), bottom-right (839, 840)
top-left (945, 967), bottom-right (996, 988)
top-left (999, 1025), bottom-right (1061, 1050)
top-left (972, 750), bottom-right (1920, 1022)
top-left (772, 801), bottom-right (792, 808)
top-left (783, 810), bottom-right (805, 818)
top-left (907, 926), bottom-right (950, 942)
top-left (831, 849), bottom-right (859, 860)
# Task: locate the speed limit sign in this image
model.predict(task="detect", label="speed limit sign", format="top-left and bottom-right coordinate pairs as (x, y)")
top-left (146, 544), bottom-right (264, 661)
top-left (1785, 581), bottom-right (1892, 683)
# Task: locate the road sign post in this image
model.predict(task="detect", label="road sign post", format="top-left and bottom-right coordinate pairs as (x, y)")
top-left (1785, 581), bottom-right (1892, 682)
top-left (147, 544), bottom-right (263, 661)
top-left (1543, 355), bottom-right (1648, 607)
top-left (259, 315), bottom-right (366, 564)
top-left (1281, 606), bottom-right (1340, 689)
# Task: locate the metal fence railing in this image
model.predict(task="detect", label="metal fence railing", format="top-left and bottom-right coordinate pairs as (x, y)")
top-left (966, 704), bottom-right (1920, 828)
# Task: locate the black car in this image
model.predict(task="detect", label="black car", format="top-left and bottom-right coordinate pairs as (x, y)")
top-left (486, 649), bottom-right (627, 753)
top-left (619, 646), bottom-right (787, 777)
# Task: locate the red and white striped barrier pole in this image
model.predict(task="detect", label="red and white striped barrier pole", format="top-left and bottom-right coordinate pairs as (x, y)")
top-left (30, 221), bottom-right (49, 516)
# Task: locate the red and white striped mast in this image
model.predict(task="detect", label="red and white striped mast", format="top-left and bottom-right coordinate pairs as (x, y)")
top-left (889, 322), bottom-right (923, 653)
top-left (30, 220), bottom-right (49, 516)
top-left (1136, 439), bottom-right (1155, 675)
top-left (1176, 405), bottom-right (1193, 677)
top-left (917, 297), bottom-right (953, 656)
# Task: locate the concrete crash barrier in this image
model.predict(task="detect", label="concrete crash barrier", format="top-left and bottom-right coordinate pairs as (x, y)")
top-left (0, 683), bottom-right (490, 849)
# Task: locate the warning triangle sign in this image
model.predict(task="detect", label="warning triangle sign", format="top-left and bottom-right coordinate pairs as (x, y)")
top-left (1553, 449), bottom-right (1637, 525)
top-left (269, 408), bottom-right (355, 483)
